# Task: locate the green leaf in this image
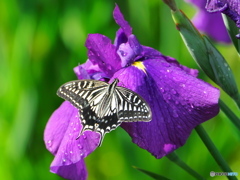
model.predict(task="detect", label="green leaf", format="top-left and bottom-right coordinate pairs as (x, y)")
top-left (133, 166), bottom-right (170, 180)
top-left (203, 36), bottom-right (240, 107)
top-left (171, 10), bottom-right (216, 82)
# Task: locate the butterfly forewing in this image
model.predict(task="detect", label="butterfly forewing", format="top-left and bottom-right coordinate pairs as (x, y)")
top-left (57, 78), bottom-right (152, 146)
top-left (57, 80), bottom-right (108, 109)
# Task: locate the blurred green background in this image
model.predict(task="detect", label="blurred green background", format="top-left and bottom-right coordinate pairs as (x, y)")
top-left (0, 0), bottom-right (239, 179)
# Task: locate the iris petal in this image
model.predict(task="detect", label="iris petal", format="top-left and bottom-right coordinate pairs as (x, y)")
top-left (44, 101), bottom-right (100, 178)
top-left (113, 5), bottom-right (132, 36)
top-left (50, 159), bottom-right (87, 180)
top-left (85, 34), bottom-right (121, 77)
top-left (111, 58), bottom-right (219, 158)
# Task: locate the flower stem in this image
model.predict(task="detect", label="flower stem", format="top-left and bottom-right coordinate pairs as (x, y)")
top-left (232, 93), bottom-right (240, 109)
top-left (195, 125), bottom-right (237, 180)
top-left (219, 99), bottom-right (240, 131)
top-left (166, 152), bottom-right (205, 180)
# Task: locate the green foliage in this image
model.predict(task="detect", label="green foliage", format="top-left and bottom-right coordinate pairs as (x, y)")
top-left (0, 0), bottom-right (239, 180)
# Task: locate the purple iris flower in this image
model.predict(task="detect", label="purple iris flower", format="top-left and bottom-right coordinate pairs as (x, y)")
top-left (185, 0), bottom-right (231, 43)
top-left (206, 0), bottom-right (240, 38)
top-left (44, 5), bottom-right (220, 180)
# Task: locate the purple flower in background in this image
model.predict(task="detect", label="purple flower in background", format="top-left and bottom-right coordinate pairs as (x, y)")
top-left (186, 0), bottom-right (231, 43)
top-left (44, 5), bottom-right (220, 180)
top-left (206, 0), bottom-right (240, 38)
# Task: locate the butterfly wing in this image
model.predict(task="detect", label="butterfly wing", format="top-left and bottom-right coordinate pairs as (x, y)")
top-left (57, 79), bottom-right (108, 110)
top-left (57, 79), bottom-right (121, 145)
top-left (115, 86), bottom-right (152, 122)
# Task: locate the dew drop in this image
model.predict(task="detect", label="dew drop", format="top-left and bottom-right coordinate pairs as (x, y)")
top-left (160, 87), bottom-right (165, 93)
top-left (78, 144), bottom-right (83, 149)
top-left (47, 140), bottom-right (52, 147)
top-left (166, 69), bottom-right (170, 73)
top-left (119, 50), bottom-right (127, 57)
top-left (180, 83), bottom-right (186, 88)
top-left (83, 134), bottom-right (87, 139)
top-left (70, 151), bottom-right (73, 154)
top-left (62, 158), bottom-right (66, 163)
top-left (172, 110), bottom-right (179, 118)
top-left (171, 89), bottom-right (176, 95)
top-left (203, 90), bottom-right (207, 94)
top-left (80, 153), bottom-right (84, 157)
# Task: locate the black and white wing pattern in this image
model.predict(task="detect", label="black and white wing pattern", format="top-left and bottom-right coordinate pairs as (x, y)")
top-left (115, 86), bottom-right (152, 122)
top-left (57, 78), bottom-right (152, 146)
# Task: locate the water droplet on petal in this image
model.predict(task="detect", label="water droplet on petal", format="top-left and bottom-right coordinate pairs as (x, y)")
top-left (47, 140), bottom-right (52, 147)
top-left (80, 153), bottom-right (84, 157)
top-left (172, 110), bottom-right (179, 118)
top-left (171, 89), bottom-right (176, 95)
top-left (160, 87), bottom-right (165, 93)
top-left (119, 50), bottom-right (127, 57)
top-left (70, 151), bottom-right (73, 154)
top-left (180, 83), bottom-right (185, 88)
top-left (78, 144), bottom-right (83, 149)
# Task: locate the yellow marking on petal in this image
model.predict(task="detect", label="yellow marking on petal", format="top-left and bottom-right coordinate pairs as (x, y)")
top-left (132, 61), bottom-right (146, 74)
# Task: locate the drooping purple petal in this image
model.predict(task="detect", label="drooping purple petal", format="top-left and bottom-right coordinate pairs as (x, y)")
top-left (51, 159), bottom-right (87, 180)
top-left (44, 101), bottom-right (100, 179)
top-left (185, 0), bottom-right (231, 43)
top-left (85, 34), bottom-right (122, 78)
top-left (111, 58), bottom-right (219, 158)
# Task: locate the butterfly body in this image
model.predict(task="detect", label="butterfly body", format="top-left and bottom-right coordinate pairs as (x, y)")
top-left (57, 78), bottom-right (151, 145)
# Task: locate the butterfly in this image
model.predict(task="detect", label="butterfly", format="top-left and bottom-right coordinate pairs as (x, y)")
top-left (57, 78), bottom-right (152, 145)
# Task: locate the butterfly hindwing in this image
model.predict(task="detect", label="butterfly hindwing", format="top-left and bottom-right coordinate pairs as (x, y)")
top-left (115, 86), bottom-right (152, 122)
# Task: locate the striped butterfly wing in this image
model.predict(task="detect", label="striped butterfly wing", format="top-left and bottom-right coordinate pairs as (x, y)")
top-left (115, 86), bottom-right (152, 122)
top-left (57, 79), bottom-right (108, 110)
top-left (57, 79), bottom-right (122, 145)
top-left (57, 79), bottom-right (109, 131)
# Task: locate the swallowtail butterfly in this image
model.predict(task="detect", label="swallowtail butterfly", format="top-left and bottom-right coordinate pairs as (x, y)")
top-left (57, 78), bottom-right (152, 145)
